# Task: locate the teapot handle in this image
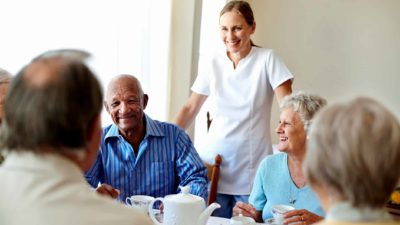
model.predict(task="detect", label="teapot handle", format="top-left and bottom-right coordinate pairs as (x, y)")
top-left (148, 197), bottom-right (164, 225)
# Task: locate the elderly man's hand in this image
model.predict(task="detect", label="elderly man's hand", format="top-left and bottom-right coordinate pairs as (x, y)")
top-left (95, 183), bottom-right (120, 199)
top-left (232, 201), bottom-right (262, 222)
top-left (283, 209), bottom-right (323, 225)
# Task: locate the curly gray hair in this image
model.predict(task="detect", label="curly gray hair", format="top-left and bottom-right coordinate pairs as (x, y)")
top-left (279, 91), bottom-right (327, 131)
top-left (0, 68), bottom-right (12, 83)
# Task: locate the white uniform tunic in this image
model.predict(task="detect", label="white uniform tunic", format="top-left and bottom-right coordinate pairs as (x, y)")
top-left (192, 47), bottom-right (294, 195)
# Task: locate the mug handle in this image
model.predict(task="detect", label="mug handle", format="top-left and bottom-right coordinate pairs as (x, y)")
top-left (125, 197), bottom-right (132, 206)
top-left (148, 197), bottom-right (164, 225)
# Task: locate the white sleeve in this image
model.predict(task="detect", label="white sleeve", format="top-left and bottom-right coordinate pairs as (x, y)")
top-left (191, 56), bottom-right (211, 96)
top-left (266, 50), bottom-right (294, 89)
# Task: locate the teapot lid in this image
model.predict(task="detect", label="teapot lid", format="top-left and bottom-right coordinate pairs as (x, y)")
top-left (165, 186), bottom-right (203, 203)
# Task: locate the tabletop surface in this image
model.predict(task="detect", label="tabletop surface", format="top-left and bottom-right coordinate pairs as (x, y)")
top-left (207, 216), bottom-right (265, 225)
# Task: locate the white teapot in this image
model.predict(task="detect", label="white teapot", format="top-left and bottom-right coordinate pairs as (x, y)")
top-left (148, 186), bottom-right (220, 225)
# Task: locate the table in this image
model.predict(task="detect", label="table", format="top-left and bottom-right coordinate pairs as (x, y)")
top-left (207, 216), bottom-right (265, 225)
top-left (149, 210), bottom-right (266, 224)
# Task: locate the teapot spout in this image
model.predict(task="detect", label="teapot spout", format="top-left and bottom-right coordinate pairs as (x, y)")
top-left (197, 202), bottom-right (221, 225)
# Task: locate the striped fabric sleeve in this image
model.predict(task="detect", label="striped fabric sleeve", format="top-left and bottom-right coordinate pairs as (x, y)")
top-left (84, 148), bottom-right (104, 188)
top-left (175, 129), bottom-right (209, 201)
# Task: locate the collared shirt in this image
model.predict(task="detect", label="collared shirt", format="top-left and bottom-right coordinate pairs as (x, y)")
top-left (316, 202), bottom-right (397, 225)
top-left (0, 152), bottom-right (153, 225)
top-left (85, 114), bottom-right (208, 202)
top-left (326, 202), bottom-right (393, 222)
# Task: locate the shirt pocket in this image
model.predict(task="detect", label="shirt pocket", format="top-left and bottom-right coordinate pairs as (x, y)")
top-left (151, 161), bottom-right (175, 196)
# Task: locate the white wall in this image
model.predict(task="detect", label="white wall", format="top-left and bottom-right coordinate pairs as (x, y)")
top-left (247, 0), bottom-right (400, 143)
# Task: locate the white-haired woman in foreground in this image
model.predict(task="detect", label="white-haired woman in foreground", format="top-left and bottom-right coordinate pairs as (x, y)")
top-left (304, 97), bottom-right (400, 224)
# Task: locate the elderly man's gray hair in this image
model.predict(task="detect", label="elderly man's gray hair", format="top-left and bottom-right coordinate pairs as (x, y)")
top-left (0, 49), bottom-right (103, 153)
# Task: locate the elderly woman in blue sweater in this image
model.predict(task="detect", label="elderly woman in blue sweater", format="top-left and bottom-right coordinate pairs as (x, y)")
top-left (233, 92), bottom-right (326, 224)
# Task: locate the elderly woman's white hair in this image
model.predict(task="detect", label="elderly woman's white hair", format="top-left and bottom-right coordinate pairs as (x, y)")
top-left (0, 68), bottom-right (12, 83)
top-left (304, 97), bottom-right (400, 208)
top-left (279, 91), bottom-right (327, 131)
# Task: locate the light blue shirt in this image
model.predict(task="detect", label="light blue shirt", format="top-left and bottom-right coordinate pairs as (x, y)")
top-left (85, 114), bottom-right (208, 202)
top-left (249, 153), bottom-right (324, 222)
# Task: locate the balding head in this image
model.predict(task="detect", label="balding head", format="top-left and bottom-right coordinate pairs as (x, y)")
top-left (106, 75), bottom-right (144, 100)
top-left (0, 50), bottom-right (103, 154)
top-left (23, 57), bottom-right (65, 88)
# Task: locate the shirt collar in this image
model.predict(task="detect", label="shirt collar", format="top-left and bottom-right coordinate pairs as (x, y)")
top-left (223, 46), bottom-right (255, 63)
top-left (144, 114), bottom-right (164, 137)
top-left (326, 201), bottom-right (393, 222)
top-left (104, 113), bottom-right (165, 141)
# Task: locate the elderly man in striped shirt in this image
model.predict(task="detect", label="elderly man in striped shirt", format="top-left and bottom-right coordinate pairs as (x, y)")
top-left (85, 74), bottom-right (208, 203)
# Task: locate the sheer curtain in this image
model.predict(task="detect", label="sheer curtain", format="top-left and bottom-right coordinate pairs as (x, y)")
top-left (193, 0), bottom-right (225, 146)
top-left (0, 0), bottom-right (172, 126)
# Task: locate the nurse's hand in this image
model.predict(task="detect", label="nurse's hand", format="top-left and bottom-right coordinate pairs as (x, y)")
top-left (233, 201), bottom-right (262, 222)
top-left (283, 209), bottom-right (323, 225)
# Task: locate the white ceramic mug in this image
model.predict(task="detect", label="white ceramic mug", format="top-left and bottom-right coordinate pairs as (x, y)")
top-left (125, 195), bottom-right (155, 214)
top-left (230, 214), bottom-right (256, 225)
top-left (271, 205), bottom-right (295, 224)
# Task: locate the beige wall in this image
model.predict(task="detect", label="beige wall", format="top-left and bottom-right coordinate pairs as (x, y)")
top-left (168, 0), bottom-right (196, 121)
top-left (248, 0), bottom-right (400, 143)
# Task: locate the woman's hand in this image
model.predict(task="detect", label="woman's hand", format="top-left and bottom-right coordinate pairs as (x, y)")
top-left (232, 201), bottom-right (262, 222)
top-left (283, 209), bottom-right (323, 225)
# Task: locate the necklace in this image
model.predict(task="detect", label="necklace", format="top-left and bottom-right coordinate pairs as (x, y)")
top-left (288, 174), bottom-right (306, 206)
top-left (288, 181), bottom-right (297, 206)
top-left (288, 178), bottom-right (307, 206)
top-left (287, 156), bottom-right (306, 206)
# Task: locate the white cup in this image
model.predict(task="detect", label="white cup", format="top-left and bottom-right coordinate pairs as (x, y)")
top-left (125, 195), bottom-right (155, 214)
top-left (271, 205), bottom-right (295, 224)
top-left (230, 214), bottom-right (256, 225)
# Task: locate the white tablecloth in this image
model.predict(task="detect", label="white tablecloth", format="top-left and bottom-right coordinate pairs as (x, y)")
top-left (148, 210), bottom-right (265, 225)
top-left (207, 216), bottom-right (265, 225)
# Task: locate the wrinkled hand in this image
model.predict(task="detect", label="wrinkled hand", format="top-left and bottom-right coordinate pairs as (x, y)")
top-left (232, 201), bottom-right (262, 222)
top-left (283, 209), bottom-right (323, 225)
top-left (95, 183), bottom-right (120, 199)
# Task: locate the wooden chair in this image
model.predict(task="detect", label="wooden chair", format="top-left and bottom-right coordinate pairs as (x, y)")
top-left (206, 111), bottom-right (212, 132)
top-left (204, 154), bottom-right (222, 205)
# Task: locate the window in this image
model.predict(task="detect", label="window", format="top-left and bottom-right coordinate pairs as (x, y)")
top-left (0, 0), bottom-right (172, 126)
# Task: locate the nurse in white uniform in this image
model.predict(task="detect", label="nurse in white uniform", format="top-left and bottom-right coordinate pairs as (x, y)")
top-left (174, 0), bottom-right (293, 218)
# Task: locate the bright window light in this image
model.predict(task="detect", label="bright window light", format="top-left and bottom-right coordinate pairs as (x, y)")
top-left (0, 0), bottom-right (171, 126)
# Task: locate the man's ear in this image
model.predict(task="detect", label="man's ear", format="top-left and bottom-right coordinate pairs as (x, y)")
top-left (82, 114), bottom-right (102, 172)
top-left (104, 101), bottom-right (110, 113)
top-left (143, 94), bottom-right (149, 110)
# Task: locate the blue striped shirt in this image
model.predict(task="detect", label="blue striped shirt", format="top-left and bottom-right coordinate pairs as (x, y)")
top-left (85, 114), bottom-right (208, 202)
